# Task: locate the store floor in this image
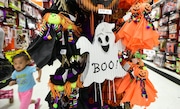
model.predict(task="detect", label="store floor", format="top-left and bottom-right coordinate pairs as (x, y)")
top-left (1, 60), bottom-right (180, 109)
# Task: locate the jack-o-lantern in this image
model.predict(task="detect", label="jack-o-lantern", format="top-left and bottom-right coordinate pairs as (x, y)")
top-left (142, 3), bottom-right (152, 13)
top-left (134, 66), bottom-right (148, 79)
top-left (130, 3), bottom-right (141, 14)
top-left (138, 69), bottom-right (147, 79)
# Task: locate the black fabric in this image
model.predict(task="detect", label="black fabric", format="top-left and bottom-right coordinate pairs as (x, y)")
top-left (0, 78), bottom-right (11, 89)
top-left (91, 0), bottom-right (113, 7)
top-left (27, 26), bottom-right (57, 69)
top-left (41, 3), bottom-right (60, 16)
top-left (45, 91), bottom-right (70, 109)
top-left (0, 58), bottom-right (13, 81)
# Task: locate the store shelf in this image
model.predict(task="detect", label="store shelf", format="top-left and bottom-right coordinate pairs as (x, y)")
top-left (143, 60), bottom-right (180, 85)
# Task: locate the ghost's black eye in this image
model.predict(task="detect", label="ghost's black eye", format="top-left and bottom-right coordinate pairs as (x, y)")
top-left (106, 35), bottom-right (109, 42)
top-left (98, 37), bottom-right (102, 43)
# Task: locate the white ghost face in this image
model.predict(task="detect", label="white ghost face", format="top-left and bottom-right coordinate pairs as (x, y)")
top-left (97, 34), bottom-right (110, 52)
top-left (94, 23), bottom-right (115, 52)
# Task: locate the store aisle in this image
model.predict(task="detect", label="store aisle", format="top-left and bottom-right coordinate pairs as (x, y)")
top-left (1, 60), bottom-right (180, 109)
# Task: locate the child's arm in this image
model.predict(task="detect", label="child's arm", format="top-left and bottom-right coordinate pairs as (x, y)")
top-left (9, 80), bottom-right (16, 86)
top-left (36, 67), bottom-right (42, 82)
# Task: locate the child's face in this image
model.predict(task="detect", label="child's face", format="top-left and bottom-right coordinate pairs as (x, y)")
top-left (13, 57), bottom-right (29, 72)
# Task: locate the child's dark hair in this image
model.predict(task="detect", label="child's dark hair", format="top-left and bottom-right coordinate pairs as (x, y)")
top-left (12, 52), bottom-right (30, 62)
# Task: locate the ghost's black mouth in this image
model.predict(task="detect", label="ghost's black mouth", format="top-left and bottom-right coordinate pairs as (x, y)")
top-left (101, 44), bottom-right (109, 52)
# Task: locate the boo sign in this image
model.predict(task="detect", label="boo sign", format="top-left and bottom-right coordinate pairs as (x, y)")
top-left (76, 22), bottom-right (127, 87)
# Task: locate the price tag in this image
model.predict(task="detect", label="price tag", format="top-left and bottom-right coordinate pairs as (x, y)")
top-left (98, 9), bottom-right (112, 15)
top-left (123, 62), bottom-right (131, 71)
top-left (60, 49), bottom-right (67, 55)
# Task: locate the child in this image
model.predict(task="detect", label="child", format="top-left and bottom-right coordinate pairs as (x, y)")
top-left (9, 52), bottom-right (41, 109)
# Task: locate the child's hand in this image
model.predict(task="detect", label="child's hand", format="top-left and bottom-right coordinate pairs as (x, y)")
top-left (36, 77), bottom-right (41, 82)
top-left (9, 81), bottom-right (16, 86)
top-left (36, 67), bottom-right (42, 83)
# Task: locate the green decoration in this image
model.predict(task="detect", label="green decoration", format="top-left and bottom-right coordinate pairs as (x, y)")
top-left (119, 58), bottom-right (122, 62)
top-left (57, 85), bottom-right (64, 92)
top-left (143, 66), bottom-right (147, 70)
top-left (176, 69), bottom-right (179, 73)
top-left (48, 13), bottom-right (61, 24)
top-left (53, 103), bottom-right (58, 108)
top-left (141, 54), bottom-right (147, 59)
top-left (71, 82), bottom-right (77, 89)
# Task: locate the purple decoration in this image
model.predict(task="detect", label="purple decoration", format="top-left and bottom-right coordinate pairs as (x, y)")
top-left (67, 73), bottom-right (74, 79)
top-left (43, 24), bottom-right (51, 40)
top-left (54, 75), bottom-right (63, 80)
top-left (146, 25), bottom-right (150, 29)
top-left (70, 40), bottom-right (75, 44)
top-left (43, 36), bottom-right (48, 40)
top-left (103, 105), bottom-right (109, 109)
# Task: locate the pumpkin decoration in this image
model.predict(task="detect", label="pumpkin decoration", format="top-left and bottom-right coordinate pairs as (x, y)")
top-left (135, 67), bottom-right (148, 79)
top-left (119, 65), bottom-right (157, 108)
top-left (130, 2), bottom-right (141, 14)
top-left (142, 2), bottom-right (152, 13)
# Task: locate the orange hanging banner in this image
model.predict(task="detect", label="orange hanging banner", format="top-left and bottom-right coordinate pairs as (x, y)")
top-left (30, 0), bottom-right (44, 8)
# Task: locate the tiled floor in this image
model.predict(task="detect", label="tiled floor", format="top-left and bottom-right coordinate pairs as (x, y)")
top-left (1, 60), bottom-right (180, 109)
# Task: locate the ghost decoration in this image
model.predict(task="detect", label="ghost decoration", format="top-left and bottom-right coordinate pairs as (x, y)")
top-left (76, 22), bottom-right (127, 87)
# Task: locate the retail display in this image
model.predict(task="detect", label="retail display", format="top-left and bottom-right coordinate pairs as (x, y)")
top-left (4, 0), bottom-right (177, 109)
top-left (149, 0), bottom-right (180, 73)
top-left (0, 0), bottom-right (42, 51)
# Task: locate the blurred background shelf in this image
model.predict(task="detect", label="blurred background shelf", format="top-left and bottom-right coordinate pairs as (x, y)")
top-left (143, 60), bottom-right (180, 85)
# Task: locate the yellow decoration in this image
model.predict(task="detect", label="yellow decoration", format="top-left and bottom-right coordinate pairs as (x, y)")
top-left (5, 49), bottom-right (31, 64)
top-left (47, 35), bottom-right (52, 40)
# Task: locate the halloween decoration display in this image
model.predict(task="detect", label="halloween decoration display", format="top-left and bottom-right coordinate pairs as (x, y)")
top-left (114, 50), bottom-right (157, 108)
top-left (76, 22), bottom-right (127, 108)
top-left (27, 0), bottom-right (85, 109)
top-left (119, 65), bottom-right (157, 108)
top-left (76, 22), bottom-right (126, 87)
top-left (27, 3), bottom-right (80, 69)
top-left (116, 2), bottom-right (159, 53)
top-left (26, 0), bottom-right (158, 109)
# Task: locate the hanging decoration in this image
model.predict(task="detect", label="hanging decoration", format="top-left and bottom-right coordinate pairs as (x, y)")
top-left (76, 22), bottom-right (126, 87)
top-left (27, 1), bottom-right (86, 109)
top-left (26, 0), bottom-right (159, 109)
top-left (119, 65), bottom-right (157, 108)
top-left (116, 2), bottom-right (159, 53)
top-left (27, 3), bottom-right (80, 68)
top-left (76, 0), bottom-right (119, 36)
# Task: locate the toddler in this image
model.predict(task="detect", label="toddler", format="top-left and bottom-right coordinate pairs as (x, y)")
top-left (9, 52), bottom-right (41, 109)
